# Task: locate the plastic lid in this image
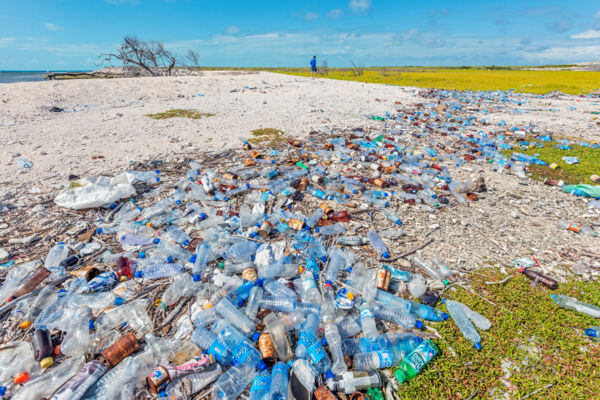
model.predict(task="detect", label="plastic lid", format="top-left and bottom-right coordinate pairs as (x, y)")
top-left (0, 386), bottom-right (6, 396)
top-left (175, 200), bottom-right (182, 205)
top-left (255, 279), bottom-right (264, 287)
top-left (325, 370), bottom-right (335, 380)
top-left (193, 274), bottom-right (201, 282)
top-left (320, 256), bottom-right (328, 263)
top-left (321, 338), bottom-right (328, 346)
top-left (250, 255), bottom-right (255, 262)
top-left (97, 228), bottom-right (103, 234)
top-left (394, 368), bottom-right (407, 383)
top-left (315, 228), bottom-right (320, 233)
top-left (153, 238), bottom-right (160, 244)
top-left (473, 342), bottom-right (482, 350)
top-left (189, 254), bottom-right (197, 263)
top-left (19, 321), bottom-right (32, 330)
top-left (257, 360), bottom-right (268, 371)
top-left (347, 292), bottom-right (355, 300)
top-left (114, 297), bottom-right (125, 306)
top-left (167, 256), bottom-right (174, 263)
top-left (89, 320), bottom-right (95, 330)
top-left (13, 372), bottom-right (29, 384)
top-left (183, 240), bottom-right (190, 246)
top-left (325, 280), bottom-right (333, 286)
top-left (382, 252), bottom-right (390, 259)
top-left (441, 313), bottom-right (449, 321)
top-left (585, 328), bottom-right (597, 338)
top-left (415, 320), bottom-right (423, 329)
top-left (135, 271), bottom-right (143, 278)
top-left (40, 357), bottom-right (54, 369)
top-left (518, 267), bottom-right (525, 273)
top-left (252, 332), bottom-right (261, 342)
top-left (139, 251), bottom-right (145, 258)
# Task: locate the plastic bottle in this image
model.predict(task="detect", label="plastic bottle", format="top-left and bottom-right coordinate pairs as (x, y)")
top-left (134, 263), bottom-right (184, 279)
top-left (410, 255), bottom-right (444, 282)
top-left (7, 266), bottom-right (51, 302)
top-left (21, 286), bottom-right (56, 329)
top-left (353, 350), bottom-right (395, 370)
top-left (260, 296), bottom-right (296, 313)
top-left (246, 286), bottom-right (264, 320)
top-left (249, 368), bottom-right (271, 400)
top-left (44, 242), bottom-right (70, 269)
top-left (156, 241), bottom-right (191, 262)
top-left (299, 270), bottom-right (321, 304)
top-left (375, 290), bottom-right (448, 321)
top-left (367, 229), bottom-right (390, 258)
top-left (394, 339), bottom-right (438, 383)
top-left (585, 326), bottom-right (600, 339)
top-left (306, 209), bottom-right (324, 228)
top-left (10, 356), bottom-right (85, 400)
top-left (551, 294), bottom-right (600, 318)
top-left (444, 300), bottom-right (483, 349)
top-left (32, 328), bottom-right (54, 368)
top-left (270, 362), bottom-right (291, 400)
top-left (59, 306), bottom-right (92, 356)
top-left (51, 360), bottom-right (106, 400)
top-left (324, 323), bottom-right (348, 375)
top-left (315, 223), bottom-right (346, 237)
top-left (212, 363), bottom-right (257, 400)
top-left (263, 280), bottom-right (297, 299)
top-left (192, 242), bottom-right (211, 280)
top-left (337, 314), bottom-right (362, 338)
top-left (162, 274), bottom-right (203, 306)
top-left (297, 314), bottom-right (332, 374)
top-left (371, 301), bottom-right (421, 329)
top-left (306, 186), bottom-right (328, 200)
top-left (222, 240), bottom-right (259, 262)
top-left (215, 298), bottom-right (256, 337)
top-left (327, 370), bottom-right (381, 394)
top-left (381, 209), bottom-right (402, 225)
top-left (165, 225), bottom-right (191, 246)
top-left (190, 326), bottom-right (233, 366)
top-left (557, 220), bottom-right (598, 237)
top-left (163, 363), bottom-right (223, 400)
top-left (68, 292), bottom-right (123, 310)
top-left (336, 236), bottom-right (368, 246)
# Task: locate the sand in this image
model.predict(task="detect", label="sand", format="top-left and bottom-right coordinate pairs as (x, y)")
top-left (1, 71), bottom-right (599, 192)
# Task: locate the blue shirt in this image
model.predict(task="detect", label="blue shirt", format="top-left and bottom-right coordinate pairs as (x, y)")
top-left (310, 58), bottom-right (316, 67)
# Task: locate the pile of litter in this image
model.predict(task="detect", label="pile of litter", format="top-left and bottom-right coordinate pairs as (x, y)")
top-left (0, 89), bottom-right (598, 400)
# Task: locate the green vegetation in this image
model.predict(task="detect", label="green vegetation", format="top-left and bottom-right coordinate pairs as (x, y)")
top-left (502, 141), bottom-right (600, 184)
top-left (248, 128), bottom-right (285, 146)
top-left (146, 109), bottom-right (215, 120)
top-left (273, 68), bottom-right (600, 95)
top-left (397, 268), bottom-right (600, 399)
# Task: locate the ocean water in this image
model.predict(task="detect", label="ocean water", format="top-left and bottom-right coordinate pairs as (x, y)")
top-left (0, 71), bottom-right (91, 84)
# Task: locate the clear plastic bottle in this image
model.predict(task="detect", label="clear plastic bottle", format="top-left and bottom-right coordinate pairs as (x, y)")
top-left (336, 236), bottom-right (368, 246)
top-left (222, 240), bottom-right (259, 263)
top-left (59, 306), bottom-right (92, 356)
top-left (10, 356), bottom-right (85, 400)
top-left (360, 302), bottom-right (379, 339)
top-left (367, 229), bottom-right (390, 258)
top-left (191, 242), bottom-right (211, 280)
top-left (156, 240), bottom-right (191, 262)
top-left (68, 292), bottom-right (123, 310)
top-left (557, 220), bottom-right (598, 237)
top-left (212, 363), bottom-right (257, 400)
top-left (270, 362), bottom-right (291, 400)
top-left (325, 323), bottom-right (348, 375)
top-left (372, 301), bottom-right (422, 329)
top-left (291, 359), bottom-right (317, 393)
top-left (51, 360), bottom-right (106, 400)
top-left (445, 300), bottom-right (483, 349)
top-left (94, 299), bottom-right (153, 335)
top-left (353, 350), bottom-right (395, 370)
top-left (551, 294), bottom-right (600, 318)
top-left (410, 255), bottom-right (444, 282)
top-left (306, 209), bottom-right (324, 228)
top-left (337, 314), bottom-right (362, 338)
top-left (324, 250), bottom-right (345, 285)
top-left (299, 271), bottom-right (321, 304)
top-left (246, 286), bottom-right (263, 320)
top-left (162, 274), bottom-right (203, 306)
top-left (163, 364), bottom-right (223, 400)
top-left (327, 370), bottom-right (381, 394)
top-left (165, 225), bottom-right (191, 246)
top-left (263, 280), bottom-right (297, 299)
top-left (407, 274), bottom-right (427, 298)
top-left (297, 314), bottom-right (332, 374)
top-left (44, 242), bottom-right (70, 269)
top-left (190, 326), bottom-right (233, 366)
top-left (381, 209), bottom-right (402, 225)
top-left (259, 296), bottom-right (296, 313)
top-left (315, 223), bottom-right (346, 237)
top-left (22, 286), bottom-right (57, 328)
top-left (375, 289), bottom-right (448, 321)
top-left (215, 298), bottom-right (256, 337)
top-left (134, 263), bottom-right (184, 279)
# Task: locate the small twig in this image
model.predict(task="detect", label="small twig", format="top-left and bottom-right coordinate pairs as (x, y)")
top-left (521, 383), bottom-right (553, 399)
top-left (465, 389), bottom-right (479, 400)
top-left (383, 238), bottom-right (434, 262)
top-left (485, 275), bottom-right (512, 285)
top-left (457, 283), bottom-right (513, 314)
top-left (156, 296), bottom-right (193, 331)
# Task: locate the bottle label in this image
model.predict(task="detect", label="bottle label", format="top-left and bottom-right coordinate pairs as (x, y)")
top-left (208, 340), bottom-right (227, 358)
top-left (234, 341), bottom-right (254, 364)
top-left (302, 276), bottom-right (317, 291)
top-left (360, 307), bottom-right (374, 320)
top-left (273, 363), bottom-right (289, 375)
top-left (376, 350), bottom-right (393, 368)
top-left (335, 288), bottom-right (355, 309)
top-left (315, 189), bottom-right (325, 198)
top-left (567, 223), bottom-right (581, 233)
top-left (250, 375), bottom-right (271, 392)
top-left (307, 341), bottom-right (327, 364)
top-left (406, 341), bottom-right (437, 372)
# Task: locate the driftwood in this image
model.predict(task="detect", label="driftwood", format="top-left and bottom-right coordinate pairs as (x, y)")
top-left (45, 71), bottom-right (117, 80)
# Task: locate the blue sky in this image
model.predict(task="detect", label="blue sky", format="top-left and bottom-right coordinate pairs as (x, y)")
top-left (1, 0), bottom-right (600, 70)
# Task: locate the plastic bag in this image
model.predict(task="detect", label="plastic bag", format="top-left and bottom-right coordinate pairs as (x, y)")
top-left (54, 173), bottom-right (136, 209)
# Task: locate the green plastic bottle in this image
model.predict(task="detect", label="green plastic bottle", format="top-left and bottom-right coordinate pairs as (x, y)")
top-left (394, 339), bottom-right (438, 383)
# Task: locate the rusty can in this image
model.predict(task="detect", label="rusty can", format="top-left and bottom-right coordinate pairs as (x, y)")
top-left (146, 365), bottom-right (170, 395)
top-left (258, 333), bottom-right (277, 366)
top-left (376, 268), bottom-right (391, 291)
top-left (288, 218), bottom-right (305, 230)
top-left (371, 178), bottom-right (386, 188)
top-left (293, 178), bottom-right (309, 191)
top-left (245, 158), bottom-right (256, 166)
top-left (69, 265), bottom-right (100, 281)
top-left (250, 150), bottom-right (262, 159)
top-left (242, 267), bottom-right (258, 282)
top-left (350, 392), bottom-right (366, 400)
top-left (102, 332), bottom-right (139, 367)
top-left (319, 202), bottom-right (333, 217)
top-left (243, 143), bottom-right (252, 150)
top-left (222, 172), bottom-right (238, 180)
top-left (314, 386), bottom-right (338, 400)
top-left (383, 165), bottom-right (396, 174)
top-left (258, 221), bottom-right (273, 239)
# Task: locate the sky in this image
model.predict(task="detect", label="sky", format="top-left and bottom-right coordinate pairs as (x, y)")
top-left (1, 0), bottom-right (600, 70)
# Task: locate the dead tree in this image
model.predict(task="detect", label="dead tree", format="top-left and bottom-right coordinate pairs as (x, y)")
top-left (99, 36), bottom-right (177, 76)
top-left (186, 49), bottom-right (201, 69)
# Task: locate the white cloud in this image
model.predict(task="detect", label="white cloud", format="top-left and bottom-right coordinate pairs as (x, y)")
top-left (225, 25), bottom-right (240, 34)
top-left (570, 30), bottom-right (600, 39)
top-left (305, 12), bottom-right (320, 21)
top-left (349, 0), bottom-right (371, 14)
top-left (327, 9), bottom-right (343, 19)
top-left (43, 22), bottom-right (63, 31)
top-left (0, 37), bottom-right (16, 48)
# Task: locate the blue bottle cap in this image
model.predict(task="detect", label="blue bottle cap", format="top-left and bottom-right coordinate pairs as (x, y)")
top-left (89, 320), bottom-right (95, 330)
top-left (257, 360), bottom-right (268, 371)
top-left (249, 232), bottom-right (257, 238)
top-left (382, 252), bottom-right (390, 259)
top-left (0, 386), bottom-right (6, 396)
top-left (415, 320), bottom-right (423, 329)
top-left (153, 238), bottom-right (160, 244)
top-left (58, 241), bottom-right (65, 245)
top-left (252, 332), bottom-right (261, 342)
top-left (176, 200), bottom-right (182, 205)
top-left (315, 228), bottom-right (320, 233)
top-left (238, 299), bottom-right (244, 307)
top-left (201, 213), bottom-right (207, 219)
top-left (139, 251), bottom-right (145, 258)
top-left (325, 370), bottom-right (334, 380)
top-left (96, 228), bottom-right (103, 234)
top-left (193, 274), bottom-right (201, 282)
top-left (183, 240), bottom-right (190, 246)
top-left (250, 255), bottom-right (255, 261)
top-left (110, 203), bottom-right (117, 209)
top-left (321, 338), bottom-right (328, 346)
top-left (255, 279), bottom-right (264, 287)
top-left (167, 256), bottom-right (174, 263)
top-left (585, 329), bottom-right (597, 337)
top-left (325, 280), bottom-right (333, 286)
top-left (189, 254), bottom-right (197, 263)
top-left (135, 271), bottom-right (143, 278)
top-left (231, 360), bottom-right (239, 367)
top-left (115, 297), bottom-right (125, 306)
top-left (473, 342), bottom-right (482, 350)
top-left (155, 169), bottom-right (160, 174)
top-left (320, 256), bottom-right (328, 263)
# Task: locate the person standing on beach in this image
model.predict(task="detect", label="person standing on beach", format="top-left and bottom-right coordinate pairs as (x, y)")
top-left (310, 56), bottom-right (317, 78)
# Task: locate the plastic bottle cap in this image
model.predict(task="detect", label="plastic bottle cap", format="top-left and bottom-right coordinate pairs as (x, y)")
top-left (382, 252), bottom-right (390, 259)
top-left (13, 372), bottom-right (29, 384)
top-left (321, 338), bottom-right (328, 346)
top-left (320, 256), bottom-right (328, 263)
top-left (114, 297), bottom-right (125, 306)
top-left (255, 279), bottom-right (264, 287)
top-left (218, 262), bottom-right (224, 269)
top-left (120, 276), bottom-right (128, 282)
top-left (518, 267), bottom-right (525, 273)
top-left (250, 255), bottom-right (255, 262)
top-left (325, 370), bottom-right (335, 380)
top-left (167, 256), bottom-right (174, 263)
top-left (0, 386), bottom-right (6, 396)
top-left (89, 319), bottom-right (95, 330)
top-left (40, 357), bottom-right (54, 369)
top-left (325, 280), bottom-right (333, 286)
top-left (19, 321), bottom-right (32, 330)
top-left (135, 271), bottom-right (143, 278)
top-left (252, 332), bottom-right (261, 341)
top-left (347, 292), bottom-right (355, 300)
top-left (415, 320), bottom-right (423, 329)
top-left (153, 238), bottom-right (160, 244)
top-left (585, 329), bottom-right (597, 337)
top-left (473, 343), bottom-right (482, 350)
top-left (441, 313), bottom-right (449, 321)
top-left (193, 274), bottom-right (201, 282)
top-left (183, 240), bottom-right (190, 246)
top-left (139, 251), bottom-right (145, 258)
top-left (97, 228), bottom-right (103, 234)
top-left (189, 255), bottom-right (197, 263)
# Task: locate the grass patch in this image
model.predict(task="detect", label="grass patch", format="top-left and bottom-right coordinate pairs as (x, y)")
top-left (397, 269), bottom-right (600, 399)
top-left (502, 142), bottom-right (600, 184)
top-left (146, 109), bottom-right (215, 120)
top-left (248, 128), bottom-right (285, 146)
top-left (274, 68), bottom-right (600, 95)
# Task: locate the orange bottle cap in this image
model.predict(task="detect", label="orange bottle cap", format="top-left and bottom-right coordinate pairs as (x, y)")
top-left (19, 321), bottom-right (32, 330)
top-left (13, 372), bottom-right (29, 384)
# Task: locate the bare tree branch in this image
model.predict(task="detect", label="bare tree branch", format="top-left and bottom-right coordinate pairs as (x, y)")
top-left (98, 36), bottom-right (178, 76)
